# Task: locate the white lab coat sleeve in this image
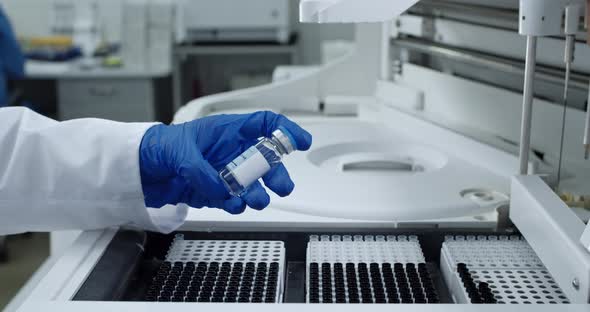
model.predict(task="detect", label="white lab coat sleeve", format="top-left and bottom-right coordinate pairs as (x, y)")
top-left (0, 107), bottom-right (188, 235)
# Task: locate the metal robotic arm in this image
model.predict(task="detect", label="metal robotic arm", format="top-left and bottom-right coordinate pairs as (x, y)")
top-left (517, 0), bottom-right (587, 176)
top-left (298, 0), bottom-right (587, 172)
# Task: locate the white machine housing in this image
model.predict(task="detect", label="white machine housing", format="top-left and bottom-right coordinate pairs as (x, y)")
top-left (11, 0), bottom-right (590, 310)
top-left (299, 0), bottom-right (420, 23)
top-left (175, 0), bottom-right (292, 43)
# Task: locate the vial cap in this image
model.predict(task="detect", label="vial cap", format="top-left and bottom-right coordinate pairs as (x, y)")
top-left (272, 126), bottom-right (297, 154)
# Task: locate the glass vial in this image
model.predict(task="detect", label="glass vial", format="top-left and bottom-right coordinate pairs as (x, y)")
top-left (220, 126), bottom-right (297, 196)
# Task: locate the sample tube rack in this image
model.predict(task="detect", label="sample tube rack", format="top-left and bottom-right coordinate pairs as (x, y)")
top-left (441, 235), bottom-right (570, 304)
top-left (306, 234), bottom-right (440, 304)
top-left (144, 235), bottom-right (286, 303)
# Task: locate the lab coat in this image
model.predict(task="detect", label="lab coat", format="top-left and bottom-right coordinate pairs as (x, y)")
top-left (0, 107), bottom-right (188, 235)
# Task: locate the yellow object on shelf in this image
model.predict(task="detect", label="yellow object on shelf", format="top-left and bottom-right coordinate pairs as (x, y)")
top-left (20, 36), bottom-right (73, 49)
top-left (102, 56), bottom-right (123, 68)
top-left (559, 192), bottom-right (590, 210)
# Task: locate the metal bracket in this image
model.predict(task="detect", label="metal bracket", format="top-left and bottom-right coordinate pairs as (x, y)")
top-left (580, 219), bottom-right (590, 252)
top-left (510, 175), bottom-right (590, 303)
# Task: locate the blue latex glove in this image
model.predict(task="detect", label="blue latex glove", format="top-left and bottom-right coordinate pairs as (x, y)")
top-left (0, 6), bottom-right (25, 107)
top-left (0, 7), bottom-right (24, 79)
top-left (139, 111), bottom-right (313, 214)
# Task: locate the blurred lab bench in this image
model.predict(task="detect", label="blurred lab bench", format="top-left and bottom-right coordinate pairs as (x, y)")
top-left (20, 60), bottom-right (173, 123)
top-left (173, 42), bottom-right (300, 110)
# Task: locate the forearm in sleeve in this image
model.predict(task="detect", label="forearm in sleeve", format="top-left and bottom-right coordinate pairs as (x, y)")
top-left (0, 107), bottom-right (187, 234)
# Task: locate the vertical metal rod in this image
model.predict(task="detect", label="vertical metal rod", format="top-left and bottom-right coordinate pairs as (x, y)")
top-left (584, 82), bottom-right (590, 159)
top-left (557, 35), bottom-right (575, 188)
top-left (172, 50), bottom-right (183, 113)
top-left (556, 61), bottom-right (571, 188)
top-left (380, 21), bottom-right (392, 81)
top-left (519, 36), bottom-right (538, 175)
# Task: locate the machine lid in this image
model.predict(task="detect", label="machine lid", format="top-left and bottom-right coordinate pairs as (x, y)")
top-left (270, 119), bottom-right (509, 221)
top-left (300, 0), bottom-right (420, 23)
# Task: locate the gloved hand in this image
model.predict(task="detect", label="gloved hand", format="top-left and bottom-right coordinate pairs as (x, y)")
top-left (139, 111), bottom-right (313, 214)
top-left (0, 7), bottom-right (25, 79)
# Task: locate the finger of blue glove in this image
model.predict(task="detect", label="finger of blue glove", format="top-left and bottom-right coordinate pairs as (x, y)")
top-left (186, 191), bottom-right (245, 215)
top-left (178, 147), bottom-right (230, 200)
top-left (262, 163), bottom-right (295, 197)
top-left (216, 197), bottom-right (247, 215)
top-left (241, 181), bottom-right (271, 210)
top-left (206, 197), bottom-right (247, 214)
top-left (240, 111), bottom-right (312, 151)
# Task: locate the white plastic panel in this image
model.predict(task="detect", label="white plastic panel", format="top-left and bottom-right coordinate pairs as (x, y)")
top-left (299, 0), bottom-right (420, 23)
top-left (183, 0), bottom-right (290, 28)
top-left (270, 119), bottom-right (509, 221)
top-left (511, 176), bottom-right (590, 303)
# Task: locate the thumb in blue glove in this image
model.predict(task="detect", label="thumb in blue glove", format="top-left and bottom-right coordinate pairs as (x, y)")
top-left (139, 111), bottom-right (313, 214)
